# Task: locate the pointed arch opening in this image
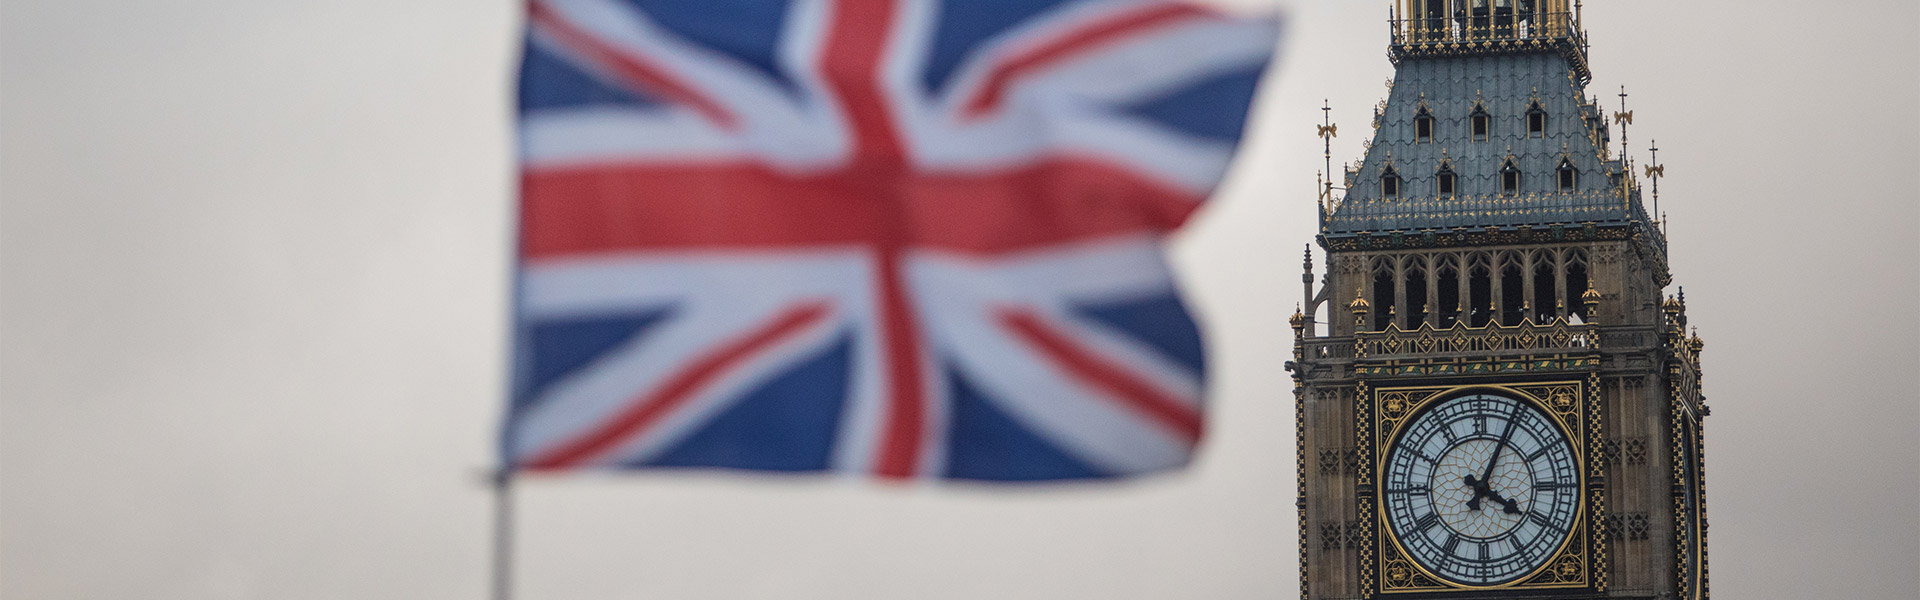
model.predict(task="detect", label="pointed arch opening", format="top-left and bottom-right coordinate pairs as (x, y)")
top-left (1372, 260), bottom-right (1397, 331)
top-left (1532, 254), bottom-right (1557, 321)
top-left (1563, 251), bottom-right (1590, 321)
top-left (1437, 257), bottom-right (1461, 327)
top-left (1500, 255), bottom-right (1525, 325)
top-left (1406, 261), bottom-right (1430, 327)
top-left (1468, 253), bottom-right (1494, 327)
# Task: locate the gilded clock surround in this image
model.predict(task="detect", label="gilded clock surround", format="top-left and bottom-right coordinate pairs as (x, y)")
top-left (1369, 382), bottom-right (1597, 594)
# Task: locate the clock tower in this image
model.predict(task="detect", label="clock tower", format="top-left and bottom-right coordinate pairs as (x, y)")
top-left (1288, 2), bottom-right (1710, 599)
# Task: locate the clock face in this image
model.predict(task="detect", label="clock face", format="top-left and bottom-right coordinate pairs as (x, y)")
top-left (1382, 391), bottom-right (1581, 587)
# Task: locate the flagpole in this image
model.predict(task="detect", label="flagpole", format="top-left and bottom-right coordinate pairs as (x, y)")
top-left (491, 469), bottom-right (515, 600)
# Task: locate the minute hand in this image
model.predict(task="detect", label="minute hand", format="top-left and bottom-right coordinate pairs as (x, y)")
top-left (1477, 403), bottom-right (1524, 494)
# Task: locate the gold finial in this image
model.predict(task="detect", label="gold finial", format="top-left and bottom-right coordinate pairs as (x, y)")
top-left (1350, 288), bottom-right (1371, 326)
top-left (1662, 295), bottom-right (1683, 314)
top-left (1290, 305), bottom-right (1309, 331)
top-left (1688, 327), bottom-right (1705, 353)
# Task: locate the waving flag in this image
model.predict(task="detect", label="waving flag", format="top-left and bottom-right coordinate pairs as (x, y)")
top-left (506, 0), bottom-right (1278, 481)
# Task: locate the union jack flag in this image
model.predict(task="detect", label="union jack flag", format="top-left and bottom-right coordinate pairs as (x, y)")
top-left (505, 0), bottom-right (1278, 481)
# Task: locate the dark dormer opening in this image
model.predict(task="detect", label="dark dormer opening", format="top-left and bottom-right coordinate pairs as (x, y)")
top-left (1414, 109), bottom-right (1434, 142)
top-left (1500, 160), bottom-right (1521, 194)
top-left (1382, 167), bottom-right (1401, 198)
top-left (1436, 164), bottom-right (1457, 197)
top-left (1557, 159), bottom-right (1577, 190)
top-left (1471, 106), bottom-right (1491, 141)
top-left (1527, 103), bottom-right (1547, 137)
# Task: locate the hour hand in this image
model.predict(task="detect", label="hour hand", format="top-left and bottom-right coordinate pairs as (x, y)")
top-left (1463, 474), bottom-right (1520, 514)
top-left (1490, 491), bottom-right (1521, 514)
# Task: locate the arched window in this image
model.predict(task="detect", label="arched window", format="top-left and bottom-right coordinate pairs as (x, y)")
top-left (1468, 253), bottom-right (1494, 327)
top-left (1372, 260), bottom-right (1397, 331)
top-left (1557, 158), bottom-right (1577, 190)
top-left (1437, 258), bottom-right (1461, 327)
top-left (1471, 105), bottom-right (1491, 141)
top-left (1532, 255), bottom-right (1556, 321)
top-left (1406, 261), bottom-right (1430, 327)
top-left (1436, 162), bottom-right (1457, 197)
top-left (1527, 102), bottom-right (1547, 137)
top-left (1563, 251), bottom-right (1590, 321)
top-left (1382, 166), bottom-right (1402, 198)
top-left (1499, 256), bottom-right (1525, 325)
top-left (1415, 107), bottom-right (1435, 142)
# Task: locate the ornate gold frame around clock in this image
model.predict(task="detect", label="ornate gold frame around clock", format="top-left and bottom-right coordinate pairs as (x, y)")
top-left (1361, 378), bottom-right (1606, 596)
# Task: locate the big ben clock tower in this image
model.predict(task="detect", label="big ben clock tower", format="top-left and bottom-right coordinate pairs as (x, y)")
top-left (1288, 2), bottom-right (1710, 599)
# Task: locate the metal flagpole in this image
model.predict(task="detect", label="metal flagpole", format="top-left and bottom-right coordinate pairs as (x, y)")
top-left (491, 470), bottom-right (515, 600)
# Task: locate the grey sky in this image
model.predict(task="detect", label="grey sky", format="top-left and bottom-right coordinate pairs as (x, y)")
top-left (2, 1), bottom-right (1915, 599)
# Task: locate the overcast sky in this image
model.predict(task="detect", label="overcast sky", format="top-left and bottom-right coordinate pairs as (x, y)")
top-left (3, 0), bottom-right (1916, 599)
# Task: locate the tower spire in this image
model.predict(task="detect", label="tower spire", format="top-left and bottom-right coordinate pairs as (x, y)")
top-left (1615, 86), bottom-right (1633, 171)
top-left (1318, 99), bottom-right (1339, 217)
top-left (1647, 140), bottom-right (1666, 232)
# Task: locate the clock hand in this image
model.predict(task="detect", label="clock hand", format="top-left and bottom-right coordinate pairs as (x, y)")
top-left (1463, 474), bottom-right (1484, 510)
top-left (1476, 403), bottom-right (1525, 495)
top-left (1462, 474), bottom-right (1523, 514)
top-left (1486, 487), bottom-right (1522, 514)
top-left (1463, 403), bottom-right (1525, 512)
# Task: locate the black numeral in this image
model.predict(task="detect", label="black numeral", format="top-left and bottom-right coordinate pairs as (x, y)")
top-left (1388, 485), bottom-right (1430, 496)
top-left (1415, 512), bottom-right (1441, 532)
top-left (1527, 511), bottom-right (1562, 532)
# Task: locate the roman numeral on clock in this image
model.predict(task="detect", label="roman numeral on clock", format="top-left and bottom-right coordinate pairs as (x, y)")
top-left (1527, 511), bottom-right (1563, 532)
top-left (1415, 512), bottom-right (1441, 532)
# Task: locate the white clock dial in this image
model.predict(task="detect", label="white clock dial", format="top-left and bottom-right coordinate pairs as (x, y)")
top-left (1381, 392), bottom-right (1580, 586)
